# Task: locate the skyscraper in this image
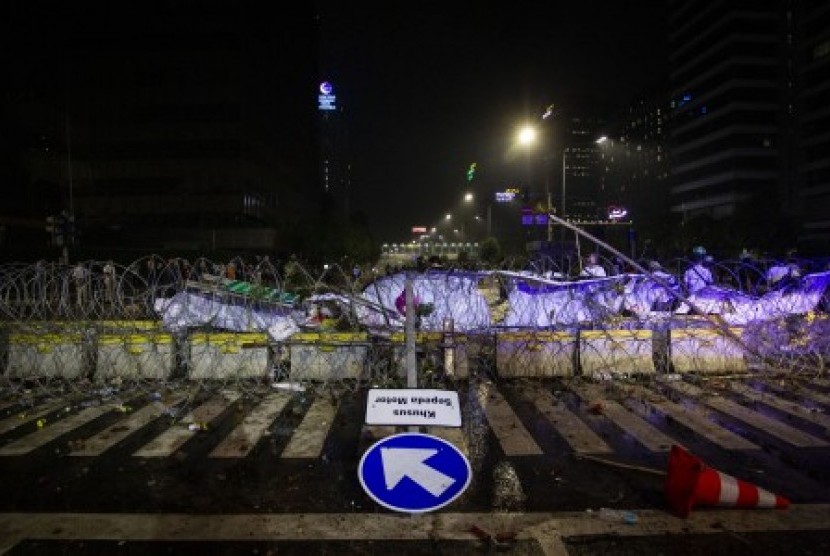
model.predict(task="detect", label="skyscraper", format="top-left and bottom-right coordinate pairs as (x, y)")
top-left (794, 3), bottom-right (830, 252)
top-left (317, 79), bottom-right (351, 217)
top-left (667, 1), bottom-right (787, 226)
top-left (668, 1), bottom-right (830, 254)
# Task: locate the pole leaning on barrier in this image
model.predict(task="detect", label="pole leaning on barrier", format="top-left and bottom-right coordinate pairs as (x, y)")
top-left (404, 274), bottom-right (417, 389)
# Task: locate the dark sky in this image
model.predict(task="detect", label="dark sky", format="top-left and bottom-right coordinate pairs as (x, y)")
top-left (316, 2), bottom-right (667, 242)
top-left (1, 1), bottom-right (667, 246)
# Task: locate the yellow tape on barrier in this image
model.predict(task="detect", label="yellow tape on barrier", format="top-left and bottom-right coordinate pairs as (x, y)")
top-left (290, 332), bottom-right (369, 344)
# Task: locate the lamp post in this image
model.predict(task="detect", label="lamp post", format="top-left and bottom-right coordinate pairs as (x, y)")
top-left (561, 149), bottom-right (567, 220)
top-left (517, 124), bottom-right (553, 241)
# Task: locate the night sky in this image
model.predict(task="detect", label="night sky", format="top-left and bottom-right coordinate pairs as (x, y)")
top-left (1, 1), bottom-right (667, 246)
top-left (317, 1), bottom-right (667, 241)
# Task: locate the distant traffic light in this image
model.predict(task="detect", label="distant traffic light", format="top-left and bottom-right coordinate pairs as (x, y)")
top-left (466, 162), bottom-right (477, 182)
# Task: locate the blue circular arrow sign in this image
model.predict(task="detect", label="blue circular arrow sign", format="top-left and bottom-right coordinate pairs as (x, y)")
top-left (358, 432), bottom-right (472, 513)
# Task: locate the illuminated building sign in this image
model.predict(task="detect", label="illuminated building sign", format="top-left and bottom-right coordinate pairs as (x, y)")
top-left (318, 81), bottom-right (337, 111)
top-left (411, 226), bottom-right (427, 234)
top-left (521, 207), bottom-right (548, 227)
top-left (495, 188), bottom-right (520, 203)
top-left (608, 206), bottom-right (628, 220)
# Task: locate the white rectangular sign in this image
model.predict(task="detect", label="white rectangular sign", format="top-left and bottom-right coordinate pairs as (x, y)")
top-left (365, 389), bottom-right (461, 427)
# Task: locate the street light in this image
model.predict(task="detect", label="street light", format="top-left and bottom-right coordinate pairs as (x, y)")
top-left (516, 123), bottom-right (553, 241)
top-left (517, 125), bottom-right (537, 147)
top-left (561, 148), bottom-right (568, 221)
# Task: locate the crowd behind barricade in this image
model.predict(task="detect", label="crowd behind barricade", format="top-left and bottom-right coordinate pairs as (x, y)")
top-left (1, 248), bottom-right (829, 325)
top-left (2, 249), bottom-right (830, 393)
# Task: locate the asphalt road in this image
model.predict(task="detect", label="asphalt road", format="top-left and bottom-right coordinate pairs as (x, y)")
top-left (1, 375), bottom-right (830, 554)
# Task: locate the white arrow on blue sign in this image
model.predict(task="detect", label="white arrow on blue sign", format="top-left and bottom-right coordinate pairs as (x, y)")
top-left (358, 432), bottom-right (472, 514)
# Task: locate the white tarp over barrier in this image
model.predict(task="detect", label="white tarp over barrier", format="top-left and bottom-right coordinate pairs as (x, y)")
top-left (675, 271), bottom-right (830, 325)
top-left (154, 292), bottom-right (300, 340)
top-left (358, 271), bottom-right (492, 332)
top-left (151, 270), bottom-right (830, 337)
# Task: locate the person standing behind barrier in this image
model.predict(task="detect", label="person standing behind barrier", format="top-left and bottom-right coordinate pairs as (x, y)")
top-left (103, 260), bottom-right (116, 304)
top-left (143, 259), bottom-right (158, 299)
top-left (580, 253), bottom-right (607, 278)
top-left (683, 246), bottom-right (713, 295)
top-left (648, 260), bottom-right (678, 311)
top-left (34, 259), bottom-right (46, 301)
top-left (736, 249), bottom-right (759, 294)
top-left (72, 262), bottom-right (89, 308)
top-left (766, 251), bottom-right (801, 290)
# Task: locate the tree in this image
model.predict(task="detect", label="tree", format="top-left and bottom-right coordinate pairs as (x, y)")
top-left (479, 237), bottom-right (502, 265)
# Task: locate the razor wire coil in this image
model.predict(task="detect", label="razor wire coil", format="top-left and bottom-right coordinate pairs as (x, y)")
top-left (1, 254), bottom-right (829, 408)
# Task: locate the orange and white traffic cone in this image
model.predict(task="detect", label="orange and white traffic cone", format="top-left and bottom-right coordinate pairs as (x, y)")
top-left (665, 445), bottom-right (790, 518)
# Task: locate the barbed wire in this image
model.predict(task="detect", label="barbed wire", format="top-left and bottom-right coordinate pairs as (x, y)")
top-left (1, 251), bottom-right (829, 408)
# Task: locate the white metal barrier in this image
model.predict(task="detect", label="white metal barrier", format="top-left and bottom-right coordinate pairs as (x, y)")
top-left (496, 330), bottom-right (576, 377)
top-left (287, 332), bottom-right (370, 381)
top-left (579, 328), bottom-right (656, 377)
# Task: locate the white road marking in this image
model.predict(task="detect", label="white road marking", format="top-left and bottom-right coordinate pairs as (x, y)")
top-left (133, 392), bottom-right (240, 457)
top-left (476, 382), bottom-right (543, 456)
top-left (209, 392), bottom-right (292, 458)
top-left (281, 395), bottom-right (338, 458)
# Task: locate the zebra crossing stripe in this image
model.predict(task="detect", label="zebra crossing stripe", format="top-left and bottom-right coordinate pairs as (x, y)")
top-left (729, 382), bottom-right (830, 431)
top-left (133, 392), bottom-right (241, 457)
top-left (0, 399), bottom-right (67, 435)
top-left (70, 395), bottom-right (188, 457)
top-left (0, 402), bottom-right (117, 456)
top-left (570, 384), bottom-right (674, 453)
top-left (281, 395), bottom-right (338, 459)
top-left (0, 381), bottom-right (827, 468)
top-left (209, 392), bottom-right (292, 458)
top-left (760, 379), bottom-right (830, 409)
top-left (526, 389), bottom-right (613, 454)
top-left (623, 384), bottom-right (758, 451)
top-left (475, 382), bottom-right (542, 456)
top-left (660, 379), bottom-right (828, 448)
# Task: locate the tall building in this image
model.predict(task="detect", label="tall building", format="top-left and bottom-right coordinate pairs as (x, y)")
top-left (559, 116), bottom-right (606, 221)
top-left (794, 3), bottom-right (830, 252)
top-left (667, 1), bottom-right (830, 254)
top-left (1, 1), bottom-right (318, 258)
top-left (597, 91), bottom-right (670, 234)
top-left (317, 79), bottom-right (352, 217)
top-left (667, 1), bottom-right (788, 228)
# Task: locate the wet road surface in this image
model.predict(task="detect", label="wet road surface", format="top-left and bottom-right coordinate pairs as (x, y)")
top-left (1, 375), bottom-right (830, 553)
